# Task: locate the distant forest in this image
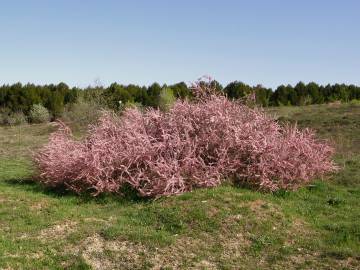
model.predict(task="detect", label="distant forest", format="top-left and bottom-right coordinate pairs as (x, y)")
top-left (1, 80), bottom-right (360, 119)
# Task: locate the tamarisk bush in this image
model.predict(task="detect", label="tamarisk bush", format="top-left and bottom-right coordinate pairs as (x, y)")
top-left (34, 81), bottom-right (337, 197)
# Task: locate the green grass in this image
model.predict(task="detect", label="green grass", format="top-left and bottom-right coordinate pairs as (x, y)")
top-left (0, 103), bottom-right (359, 269)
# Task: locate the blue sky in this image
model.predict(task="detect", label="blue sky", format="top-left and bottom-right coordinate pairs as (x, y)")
top-left (0, 0), bottom-right (359, 88)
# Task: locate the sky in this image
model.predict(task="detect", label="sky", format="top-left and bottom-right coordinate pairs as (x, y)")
top-left (0, 0), bottom-right (359, 89)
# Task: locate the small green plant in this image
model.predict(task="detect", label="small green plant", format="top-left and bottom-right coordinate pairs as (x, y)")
top-left (158, 88), bottom-right (175, 112)
top-left (29, 104), bottom-right (50, 123)
top-left (349, 99), bottom-right (360, 105)
top-left (62, 97), bottom-right (102, 130)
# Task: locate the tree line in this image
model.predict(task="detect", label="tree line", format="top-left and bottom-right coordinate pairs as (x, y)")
top-left (1, 80), bottom-right (360, 119)
top-left (0, 82), bottom-right (77, 118)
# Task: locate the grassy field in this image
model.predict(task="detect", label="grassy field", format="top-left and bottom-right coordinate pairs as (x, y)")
top-left (0, 103), bottom-right (359, 269)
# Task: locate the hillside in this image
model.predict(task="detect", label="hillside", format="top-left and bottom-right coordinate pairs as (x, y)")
top-left (0, 103), bottom-right (359, 269)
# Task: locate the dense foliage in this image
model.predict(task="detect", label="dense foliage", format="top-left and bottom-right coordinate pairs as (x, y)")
top-left (1, 80), bottom-right (359, 124)
top-left (34, 81), bottom-right (337, 197)
top-left (0, 82), bottom-right (77, 119)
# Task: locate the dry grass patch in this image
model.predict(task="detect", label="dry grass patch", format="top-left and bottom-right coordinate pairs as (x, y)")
top-left (64, 231), bottom-right (253, 270)
top-left (38, 220), bottom-right (78, 241)
top-left (79, 234), bottom-right (149, 270)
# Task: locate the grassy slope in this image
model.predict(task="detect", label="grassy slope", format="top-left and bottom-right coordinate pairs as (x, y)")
top-left (0, 103), bottom-right (359, 270)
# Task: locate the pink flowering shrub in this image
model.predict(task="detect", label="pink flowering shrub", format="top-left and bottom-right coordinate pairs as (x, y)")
top-left (34, 82), bottom-right (337, 197)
